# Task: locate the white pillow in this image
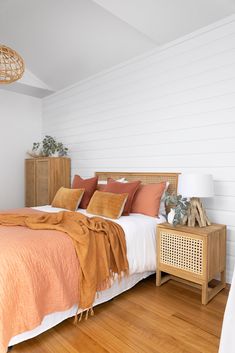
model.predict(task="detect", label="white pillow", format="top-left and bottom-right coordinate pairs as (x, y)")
top-left (159, 181), bottom-right (170, 215)
top-left (98, 177), bottom-right (127, 184)
top-left (117, 177), bottom-right (128, 183)
top-left (98, 180), bottom-right (108, 185)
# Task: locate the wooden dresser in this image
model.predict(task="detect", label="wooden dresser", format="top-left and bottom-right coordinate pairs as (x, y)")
top-left (25, 157), bottom-right (71, 207)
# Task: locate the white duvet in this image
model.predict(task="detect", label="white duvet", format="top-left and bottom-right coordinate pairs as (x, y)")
top-left (33, 205), bottom-right (166, 274)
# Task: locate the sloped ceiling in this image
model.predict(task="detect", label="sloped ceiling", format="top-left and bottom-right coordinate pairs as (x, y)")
top-left (93, 0), bottom-right (235, 44)
top-left (0, 0), bottom-right (235, 96)
top-left (0, 0), bottom-right (155, 93)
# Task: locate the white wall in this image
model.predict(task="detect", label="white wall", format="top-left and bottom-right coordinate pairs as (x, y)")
top-left (42, 15), bottom-right (235, 282)
top-left (0, 90), bottom-right (42, 209)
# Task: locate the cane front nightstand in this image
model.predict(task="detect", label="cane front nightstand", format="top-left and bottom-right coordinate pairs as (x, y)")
top-left (156, 223), bottom-right (226, 304)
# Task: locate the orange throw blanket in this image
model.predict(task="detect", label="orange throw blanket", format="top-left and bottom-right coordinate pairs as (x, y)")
top-left (0, 211), bottom-right (129, 311)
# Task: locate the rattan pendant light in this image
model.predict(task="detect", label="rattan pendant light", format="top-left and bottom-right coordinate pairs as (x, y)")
top-left (0, 44), bottom-right (25, 84)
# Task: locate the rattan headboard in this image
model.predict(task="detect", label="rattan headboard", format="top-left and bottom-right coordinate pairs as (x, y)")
top-left (95, 172), bottom-right (180, 196)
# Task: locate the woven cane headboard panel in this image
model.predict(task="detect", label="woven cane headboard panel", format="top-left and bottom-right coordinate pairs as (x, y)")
top-left (95, 172), bottom-right (180, 196)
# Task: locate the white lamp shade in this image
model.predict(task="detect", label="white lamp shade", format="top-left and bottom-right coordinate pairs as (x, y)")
top-left (178, 174), bottom-right (214, 198)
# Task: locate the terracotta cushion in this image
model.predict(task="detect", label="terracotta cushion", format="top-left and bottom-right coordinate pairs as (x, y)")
top-left (131, 182), bottom-right (166, 217)
top-left (51, 187), bottom-right (85, 211)
top-left (96, 178), bottom-right (127, 192)
top-left (104, 179), bottom-right (141, 215)
top-left (72, 175), bottom-right (98, 208)
top-left (87, 191), bottom-right (128, 219)
top-left (97, 184), bottom-right (106, 191)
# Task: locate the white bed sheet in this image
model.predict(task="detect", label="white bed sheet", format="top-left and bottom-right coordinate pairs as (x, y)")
top-left (9, 206), bottom-right (165, 347)
top-left (219, 269), bottom-right (235, 353)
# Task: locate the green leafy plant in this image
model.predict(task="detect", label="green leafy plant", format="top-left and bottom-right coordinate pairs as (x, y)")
top-left (30, 135), bottom-right (68, 157)
top-left (164, 192), bottom-right (190, 226)
top-left (32, 142), bottom-right (40, 152)
top-left (56, 141), bottom-right (68, 156)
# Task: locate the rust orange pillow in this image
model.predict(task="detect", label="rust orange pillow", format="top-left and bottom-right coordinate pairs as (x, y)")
top-left (96, 178), bottom-right (127, 192)
top-left (131, 182), bottom-right (166, 217)
top-left (97, 184), bottom-right (106, 191)
top-left (51, 187), bottom-right (85, 211)
top-left (87, 191), bottom-right (128, 219)
top-left (104, 179), bottom-right (141, 215)
top-left (72, 175), bottom-right (98, 208)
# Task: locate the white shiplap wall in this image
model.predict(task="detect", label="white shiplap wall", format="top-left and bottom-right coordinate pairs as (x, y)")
top-left (43, 15), bottom-right (235, 282)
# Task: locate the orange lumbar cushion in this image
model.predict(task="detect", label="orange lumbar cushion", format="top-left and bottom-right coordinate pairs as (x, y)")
top-left (131, 182), bottom-right (166, 217)
top-left (52, 187), bottom-right (85, 211)
top-left (87, 191), bottom-right (128, 219)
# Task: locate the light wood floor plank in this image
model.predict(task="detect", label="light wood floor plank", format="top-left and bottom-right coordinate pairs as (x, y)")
top-left (12, 276), bottom-right (228, 353)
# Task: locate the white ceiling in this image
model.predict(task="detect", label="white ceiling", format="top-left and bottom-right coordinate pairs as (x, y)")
top-left (94, 0), bottom-right (235, 43)
top-left (0, 0), bottom-right (235, 95)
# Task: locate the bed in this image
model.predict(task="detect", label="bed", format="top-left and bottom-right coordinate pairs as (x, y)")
top-left (219, 269), bottom-right (235, 353)
top-left (1, 171), bottom-right (179, 352)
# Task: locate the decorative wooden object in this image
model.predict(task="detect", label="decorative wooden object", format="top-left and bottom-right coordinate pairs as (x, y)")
top-left (95, 171), bottom-right (180, 213)
top-left (182, 197), bottom-right (211, 227)
top-left (156, 222), bottom-right (226, 304)
top-left (0, 45), bottom-right (25, 84)
top-left (25, 157), bottom-right (71, 207)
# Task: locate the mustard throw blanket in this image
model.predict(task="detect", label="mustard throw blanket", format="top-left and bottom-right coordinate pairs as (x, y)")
top-left (0, 211), bottom-right (129, 309)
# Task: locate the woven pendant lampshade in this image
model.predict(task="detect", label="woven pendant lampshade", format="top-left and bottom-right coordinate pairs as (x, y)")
top-left (0, 45), bottom-right (25, 84)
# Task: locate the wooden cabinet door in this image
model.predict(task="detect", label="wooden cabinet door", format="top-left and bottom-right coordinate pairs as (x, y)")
top-left (25, 157), bottom-right (71, 207)
top-left (25, 159), bottom-right (36, 207)
top-left (49, 158), bottom-right (71, 202)
top-left (35, 159), bottom-right (49, 206)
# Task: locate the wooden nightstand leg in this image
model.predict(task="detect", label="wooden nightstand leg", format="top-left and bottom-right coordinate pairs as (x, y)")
top-left (202, 272), bottom-right (226, 305)
top-left (156, 269), bottom-right (162, 286)
top-left (221, 270), bottom-right (226, 286)
top-left (202, 282), bottom-right (208, 305)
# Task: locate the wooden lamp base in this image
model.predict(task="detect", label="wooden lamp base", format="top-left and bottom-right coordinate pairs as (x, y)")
top-left (182, 197), bottom-right (211, 227)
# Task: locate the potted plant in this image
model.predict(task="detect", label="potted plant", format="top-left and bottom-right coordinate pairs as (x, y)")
top-left (29, 135), bottom-right (68, 157)
top-left (164, 192), bottom-right (190, 226)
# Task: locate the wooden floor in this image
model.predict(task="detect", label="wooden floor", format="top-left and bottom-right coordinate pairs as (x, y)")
top-left (12, 276), bottom-right (228, 353)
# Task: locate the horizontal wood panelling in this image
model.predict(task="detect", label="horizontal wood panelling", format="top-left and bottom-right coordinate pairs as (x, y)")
top-left (49, 122), bottom-right (235, 148)
top-left (214, 181), bottom-right (235, 195)
top-left (46, 108), bottom-right (235, 137)
top-left (68, 139), bottom-right (235, 158)
top-left (204, 196), bottom-right (235, 212)
top-left (43, 15), bottom-right (235, 282)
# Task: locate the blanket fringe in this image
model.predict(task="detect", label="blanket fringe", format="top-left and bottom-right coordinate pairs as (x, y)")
top-left (73, 307), bottom-right (94, 325)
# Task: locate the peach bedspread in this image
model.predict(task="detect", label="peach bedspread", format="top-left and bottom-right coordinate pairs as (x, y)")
top-left (0, 209), bottom-right (79, 353)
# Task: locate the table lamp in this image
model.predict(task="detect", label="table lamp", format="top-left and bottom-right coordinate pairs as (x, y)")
top-left (178, 174), bottom-right (214, 227)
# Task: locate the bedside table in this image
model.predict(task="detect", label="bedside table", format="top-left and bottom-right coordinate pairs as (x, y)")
top-left (156, 223), bottom-right (226, 304)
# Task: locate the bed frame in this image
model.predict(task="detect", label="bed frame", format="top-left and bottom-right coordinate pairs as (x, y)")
top-left (95, 171), bottom-right (180, 212)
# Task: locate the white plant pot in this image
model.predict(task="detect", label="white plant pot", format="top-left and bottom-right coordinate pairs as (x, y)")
top-left (167, 208), bottom-right (175, 224)
top-left (52, 152), bottom-right (60, 157)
